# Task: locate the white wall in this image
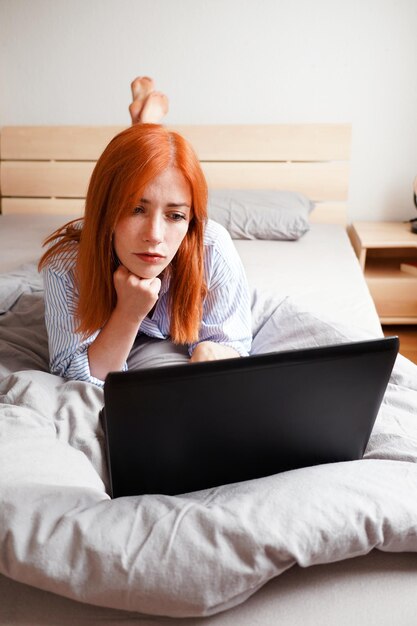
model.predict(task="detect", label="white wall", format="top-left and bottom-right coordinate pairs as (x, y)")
top-left (1, 0), bottom-right (416, 222)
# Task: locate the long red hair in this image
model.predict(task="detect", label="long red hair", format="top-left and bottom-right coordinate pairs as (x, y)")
top-left (39, 124), bottom-right (208, 343)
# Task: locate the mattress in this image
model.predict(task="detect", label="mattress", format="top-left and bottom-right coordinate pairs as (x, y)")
top-left (235, 224), bottom-right (382, 336)
top-left (1, 551), bottom-right (417, 626)
top-left (1, 214), bottom-right (417, 625)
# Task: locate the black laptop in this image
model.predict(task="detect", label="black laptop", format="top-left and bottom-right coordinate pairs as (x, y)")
top-left (101, 336), bottom-right (399, 497)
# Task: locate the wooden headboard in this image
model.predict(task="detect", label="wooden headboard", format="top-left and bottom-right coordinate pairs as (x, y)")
top-left (0, 124), bottom-right (351, 224)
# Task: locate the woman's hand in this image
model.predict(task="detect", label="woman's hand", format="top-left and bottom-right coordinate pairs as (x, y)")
top-left (190, 341), bottom-right (240, 363)
top-left (113, 265), bottom-right (161, 324)
top-left (88, 266), bottom-right (161, 381)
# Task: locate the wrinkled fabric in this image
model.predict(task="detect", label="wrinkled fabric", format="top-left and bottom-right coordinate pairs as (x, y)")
top-left (0, 271), bottom-right (417, 618)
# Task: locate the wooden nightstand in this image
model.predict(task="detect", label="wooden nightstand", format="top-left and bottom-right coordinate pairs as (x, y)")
top-left (349, 221), bottom-right (417, 324)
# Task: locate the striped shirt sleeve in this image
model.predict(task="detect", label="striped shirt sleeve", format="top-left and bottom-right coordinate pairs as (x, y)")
top-left (42, 263), bottom-right (108, 386)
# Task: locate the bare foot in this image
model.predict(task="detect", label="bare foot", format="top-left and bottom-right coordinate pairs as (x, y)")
top-left (131, 76), bottom-right (154, 100)
top-left (138, 92), bottom-right (169, 124)
top-left (129, 76), bottom-right (154, 124)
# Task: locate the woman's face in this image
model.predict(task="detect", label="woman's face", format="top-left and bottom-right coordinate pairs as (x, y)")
top-left (113, 167), bottom-right (192, 279)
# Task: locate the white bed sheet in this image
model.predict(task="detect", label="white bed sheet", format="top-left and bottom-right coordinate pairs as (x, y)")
top-left (235, 224), bottom-right (382, 337)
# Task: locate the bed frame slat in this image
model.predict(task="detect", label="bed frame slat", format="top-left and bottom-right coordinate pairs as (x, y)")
top-left (2, 161), bottom-right (349, 202)
top-left (2, 124), bottom-right (351, 162)
top-left (1, 126), bottom-right (124, 161)
top-left (174, 124), bottom-right (351, 161)
top-left (1, 161), bottom-right (94, 198)
top-left (201, 162), bottom-right (349, 201)
top-left (1, 198), bottom-right (85, 215)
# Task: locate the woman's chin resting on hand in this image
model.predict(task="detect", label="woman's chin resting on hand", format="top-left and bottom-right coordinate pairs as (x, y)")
top-left (190, 341), bottom-right (240, 363)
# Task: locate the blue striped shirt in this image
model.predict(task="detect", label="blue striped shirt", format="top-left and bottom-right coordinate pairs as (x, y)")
top-left (42, 219), bottom-right (252, 386)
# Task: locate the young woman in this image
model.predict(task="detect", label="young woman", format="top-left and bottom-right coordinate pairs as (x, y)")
top-left (39, 77), bottom-right (252, 387)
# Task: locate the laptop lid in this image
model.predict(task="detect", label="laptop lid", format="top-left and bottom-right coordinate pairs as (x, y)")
top-left (101, 336), bottom-right (398, 497)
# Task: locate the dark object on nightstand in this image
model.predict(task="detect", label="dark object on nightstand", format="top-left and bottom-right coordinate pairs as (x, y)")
top-left (411, 177), bottom-right (417, 234)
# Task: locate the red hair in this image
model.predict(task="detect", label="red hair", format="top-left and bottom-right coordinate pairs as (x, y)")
top-left (39, 124), bottom-right (208, 343)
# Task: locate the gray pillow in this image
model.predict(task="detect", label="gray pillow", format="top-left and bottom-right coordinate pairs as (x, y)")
top-left (207, 189), bottom-right (314, 240)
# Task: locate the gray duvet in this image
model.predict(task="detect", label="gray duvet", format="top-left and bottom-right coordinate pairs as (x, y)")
top-left (1, 265), bottom-right (417, 618)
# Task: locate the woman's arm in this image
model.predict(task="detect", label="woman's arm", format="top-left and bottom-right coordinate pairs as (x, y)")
top-left (88, 265), bottom-right (160, 380)
top-left (43, 263), bottom-right (160, 385)
top-left (190, 341), bottom-right (239, 362)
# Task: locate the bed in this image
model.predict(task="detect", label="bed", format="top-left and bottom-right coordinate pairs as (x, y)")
top-left (1, 124), bottom-right (417, 626)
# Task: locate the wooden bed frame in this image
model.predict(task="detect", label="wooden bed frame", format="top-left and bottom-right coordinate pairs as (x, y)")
top-left (0, 124), bottom-right (351, 224)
